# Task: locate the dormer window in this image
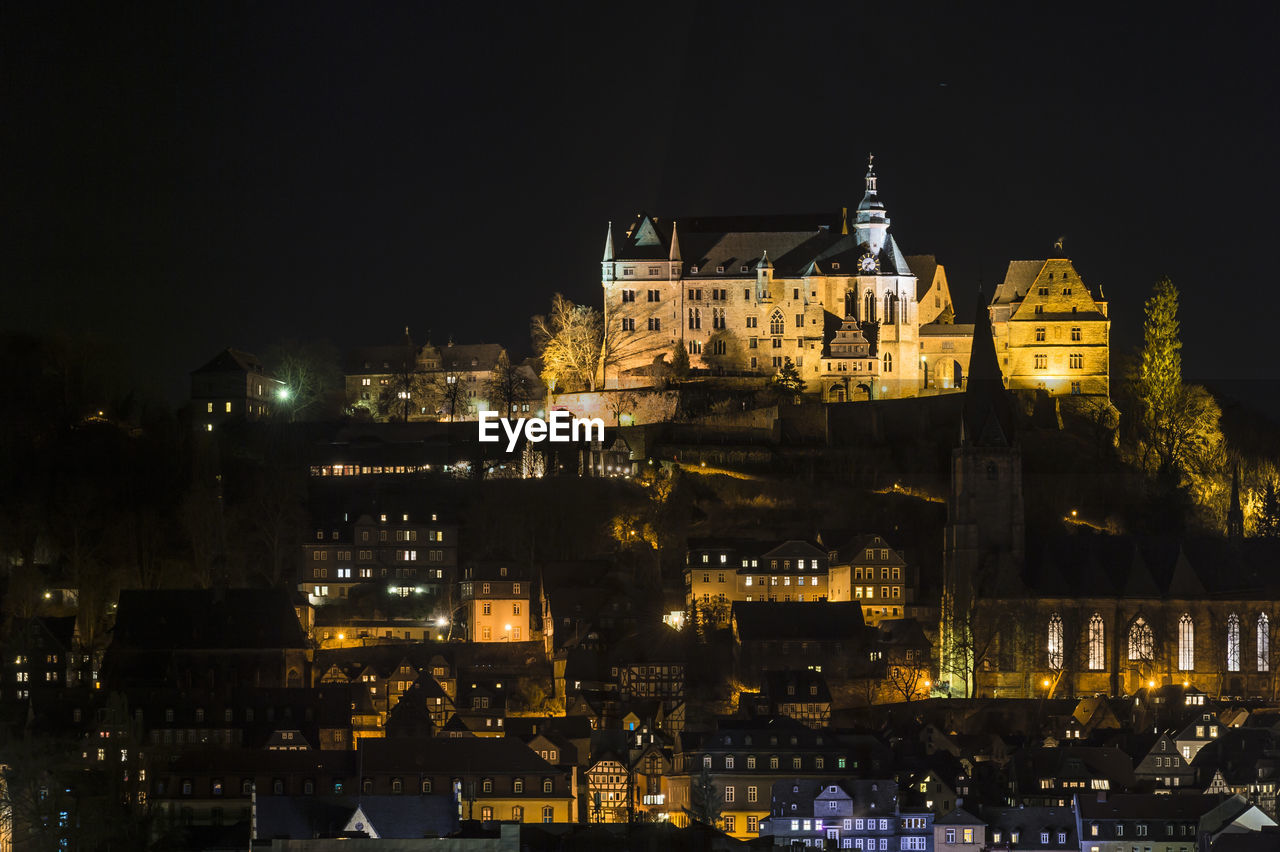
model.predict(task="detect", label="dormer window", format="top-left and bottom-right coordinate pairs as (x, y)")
top-left (831, 262), bottom-right (840, 270)
top-left (691, 266), bottom-right (698, 273)
top-left (716, 266), bottom-right (725, 273)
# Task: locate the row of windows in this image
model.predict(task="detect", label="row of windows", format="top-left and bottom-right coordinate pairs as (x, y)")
top-left (1047, 612), bottom-right (1271, 672)
top-left (701, 754), bottom-right (848, 770)
top-left (480, 602), bottom-right (521, 616)
top-left (1033, 353), bottom-right (1086, 369)
top-left (1034, 326), bottom-right (1084, 341)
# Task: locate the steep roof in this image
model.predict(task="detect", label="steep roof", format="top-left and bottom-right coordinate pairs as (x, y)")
top-left (961, 289), bottom-right (1015, 447)
top-left (732, 602), bottom-right (867, 641)
top-left (193, 348), bottom-right (267, 375)
top-left (993, 260), bottom-right (1045, 304)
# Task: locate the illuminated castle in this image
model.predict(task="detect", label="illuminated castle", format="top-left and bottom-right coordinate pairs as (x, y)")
top-left (599, 159), bottom-right (1110, 400)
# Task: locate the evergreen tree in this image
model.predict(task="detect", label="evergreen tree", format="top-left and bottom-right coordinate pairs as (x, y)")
top-left (1258, 480), bottom-right (1280, 538)
top-left (670, 344), bottom-right (690, 379)
top-left (687, 765), bottom-right (723, 827)
top-left (1135, 278), bottom-right (1182, 469)
top-left (770, 356), bottom-right (806, 401)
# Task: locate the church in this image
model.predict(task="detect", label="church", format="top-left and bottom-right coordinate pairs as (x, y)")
top-left (940, 301), bottom-right (1279, 701)
top-left (599, 159), bottom-right (1110, 400)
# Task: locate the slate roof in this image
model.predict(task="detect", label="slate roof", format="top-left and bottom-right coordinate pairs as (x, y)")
top-left (981, 806), bottom-right (1078, 848)
top-left (346, 795), bottom-right (458, 839)
top-left (111, 588), bottom-right (306, 650)
top-left (357, 737), bottom-right (565, 778)
top-left (905, 254), bottom-right (939, 300)
top-left (992, 260), bottom-right (1046, 304)
top-left (732, 602), bottom-right (867, 641)
top-left (934, 806), bottom-right (984, 826)
top-left (439, 343), bottom-right (503, 373)
top-left (193, 348), bottom-right (267, 375)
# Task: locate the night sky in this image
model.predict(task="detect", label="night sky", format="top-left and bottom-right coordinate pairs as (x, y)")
top-left (6, 3), bottom-right (1279, 404)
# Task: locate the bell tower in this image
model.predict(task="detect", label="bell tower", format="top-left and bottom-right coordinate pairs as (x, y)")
top-left (940, 290), bottom-right (1025, 697)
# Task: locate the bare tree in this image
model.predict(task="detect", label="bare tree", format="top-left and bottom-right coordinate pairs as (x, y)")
top-left (435, 370), bottom-right (467, 421)
top-left (264, 339), bottom-right (342, 421)
top-left (486, 350), bottom-right (533, 417)
top-left (532, 293), bottom-right (616, 393)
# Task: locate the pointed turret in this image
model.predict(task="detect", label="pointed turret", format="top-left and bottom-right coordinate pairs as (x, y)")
top-left (756, 250), bottom-right (772, 271)
top-left (668, 221), bottom-right (681, 263)
top-left (602, 221), bottom-right (615, 263)
top-left (1228, 461), bottom-right (1244, 542)
top-left (961, 289), bottom-right (1015, 447)
top-left (854, 154), bottom-right (890, 254)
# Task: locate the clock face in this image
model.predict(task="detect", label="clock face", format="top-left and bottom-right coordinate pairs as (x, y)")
top-left (859, 253), bottom-right (879, 273)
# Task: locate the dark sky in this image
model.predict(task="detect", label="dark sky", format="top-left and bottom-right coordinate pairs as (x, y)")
top-left (5, 3), bottom-right (1279, 403)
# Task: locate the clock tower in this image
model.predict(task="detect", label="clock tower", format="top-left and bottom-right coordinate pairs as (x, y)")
top-left (848, 155), bottom-right (920, 398)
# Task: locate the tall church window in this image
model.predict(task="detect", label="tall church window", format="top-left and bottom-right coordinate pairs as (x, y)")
top-left (1227, 614), bottom-right (1241, 672)
top-left (1128, 618), bottom-right (1153, 662)
top-left (883, 352), bottom-right (893, 373)
top-left (1259, 614), bottom-right (1270, 672)
top-left (885, 292), bottom-right (898, 325)
top-left (864, 291), bottom-right (876, 323)
top-left (1047, 614), bottom-right (1063, 671)
top-left (1087, 614), bottom-right (1104, 670)
top-left (770, 310), bottom-right (784, 335)
top-left (1178, 613), bottom-right (1194, 671)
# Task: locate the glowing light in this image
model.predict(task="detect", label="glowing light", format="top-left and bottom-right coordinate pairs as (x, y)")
top-left (43, 592), bottom-right (51, 600)
top-left (436, 617), bottom-right (448, 627)
top-left (337, 633), bottom-right (345, 641)
top-left (1148, 680), bottom-right (1155, 688)
top-left (504, 624), bottom-right (512, 631)
top-left (277, 386), bottom-right (292, 401)
top-left (1071, 509), bottom-right (1078, 518)
top-left (1042, 679), bottom-right (1050, 688)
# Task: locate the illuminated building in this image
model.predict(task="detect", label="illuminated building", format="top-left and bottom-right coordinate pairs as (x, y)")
top-left (989, 257), bottom-right (1110, 396)
top-left (189, 348), bottom-right (284, 431)
top-left (601, 159), bottom-right (964, 399)
top-left (460, 563), bottom-right (531, 643)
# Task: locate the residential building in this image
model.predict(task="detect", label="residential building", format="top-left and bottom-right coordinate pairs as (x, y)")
top-left (190, 348), bottom-right (283, 431)
top-left (460, 564), bottom-right (531, 643)
top-left (301, 509), bottom-right (457, 604)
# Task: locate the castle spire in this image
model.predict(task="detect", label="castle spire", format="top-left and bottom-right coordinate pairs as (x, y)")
top-left (669, 220), bottom-right (681, 263)
top-left (602, 221), bottom-right (614, 263)
top-left (865, 153), bottom-right (877, 193)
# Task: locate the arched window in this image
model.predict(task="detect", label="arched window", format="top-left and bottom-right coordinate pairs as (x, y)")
top-left (885, 291), bottom-right (898, 325)
top-left (883, 352), bottom-right (893, 373)
top-left (1178, 613), bottom-right (1194, 671)
top-left (1047, 614), bottom-right (1063, 670)
top-left (1259, 614), bottom-right (1271, 672)
top-left (770, 310), bottom-right (784, 335)
top-left (512, 805), bottom-right (524, 822)
top-left (1128, 617), bottom-right (1153, 661)
top-left (542, 805), bottom-right (554, 823)
top-left (863, 291), bottom-right (876, 323)
top-left (1227, 614), bottom-right (1241, 672)
top-left (1087, 613), bottom-right (1105, 670)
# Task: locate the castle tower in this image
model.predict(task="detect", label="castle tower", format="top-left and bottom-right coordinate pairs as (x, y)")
top-left (940, 290), bottom-right (1026, 697)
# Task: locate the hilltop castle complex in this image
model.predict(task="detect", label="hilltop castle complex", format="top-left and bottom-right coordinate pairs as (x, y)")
top-left (600, 159), bottom-right (1110, 400)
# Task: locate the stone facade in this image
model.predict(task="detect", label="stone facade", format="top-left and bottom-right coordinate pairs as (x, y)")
top-left (989, 258), bottom-right (1110, 396)
top-left (601, 162), bottom-right (966, 400)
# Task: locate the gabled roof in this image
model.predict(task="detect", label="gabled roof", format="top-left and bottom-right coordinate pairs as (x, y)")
top-left (732, 602), bottom-right (867, 641)
top-left (992, 260), bottom-right (1045, 304)
top-left (193, 348), bottom-right (268, 375)
top-left (343, 795), bottom-right (458, 839)
top-left (440, 343), bottom-right (504, 373)
top-left (935, 806), bottom-right (984, 825)
top-left (1166, 547), bottom-right (1207, 597)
